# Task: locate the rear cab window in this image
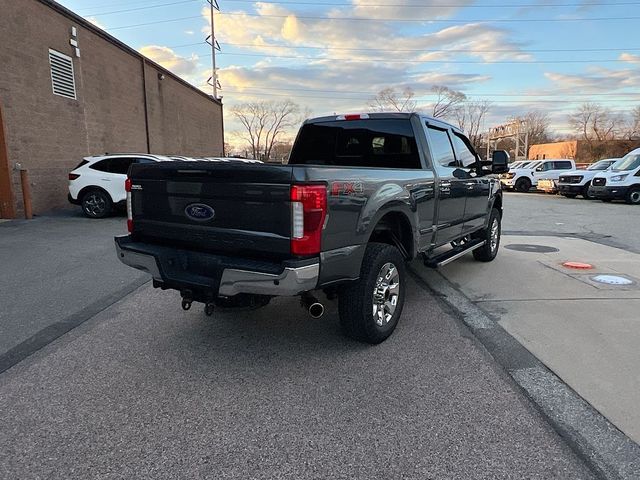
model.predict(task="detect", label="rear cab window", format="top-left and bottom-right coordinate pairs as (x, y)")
top-left (289, 119), bottom-right (422, 169)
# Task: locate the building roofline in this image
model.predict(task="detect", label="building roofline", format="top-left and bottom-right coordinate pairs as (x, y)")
top-left (38, 0), bottom-right (222, 107)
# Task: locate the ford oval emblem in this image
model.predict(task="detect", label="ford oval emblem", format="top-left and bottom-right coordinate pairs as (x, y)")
top-left (184, 203), bottom-right (215, 222)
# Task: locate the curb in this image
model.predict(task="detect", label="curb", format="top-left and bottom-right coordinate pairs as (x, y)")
top-left (409, 260), bottom-right (640, 480)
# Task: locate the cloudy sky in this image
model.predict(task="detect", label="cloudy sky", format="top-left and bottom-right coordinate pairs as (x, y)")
top-left (60, 0), bottom-right (640, 142)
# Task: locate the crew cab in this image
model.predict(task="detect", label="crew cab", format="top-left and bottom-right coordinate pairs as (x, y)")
top-left (115, 113), bottom-right (508, 344)
top-left (589, 148), bottom-right (640, 204)
top-left (500, 159), bottom-right (575, 192)
top-left (556, 158), bottom-right (618, 199)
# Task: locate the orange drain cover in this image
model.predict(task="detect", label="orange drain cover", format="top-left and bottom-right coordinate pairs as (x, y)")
top-left (562, 261), bottom-right (594, 269)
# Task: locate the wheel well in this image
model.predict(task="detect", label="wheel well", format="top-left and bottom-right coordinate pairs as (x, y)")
top-left (77, 186), bottom-right (113, 203)
top-left (492, 194), bottom-right (503, 213)
top-left (368, 212), bottom-right (414, 260)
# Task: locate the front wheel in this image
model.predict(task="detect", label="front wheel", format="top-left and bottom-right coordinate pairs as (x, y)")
top-left (626, 187), bottom-right (640, 205)
top-left (472, 208), bottom-right (501, 262)
top-left (582, 183), bottom-right (594, 199)
top-left (515, 178), bottom-right (531, 193)
top-left (338, 243), bottom-right (406, 344)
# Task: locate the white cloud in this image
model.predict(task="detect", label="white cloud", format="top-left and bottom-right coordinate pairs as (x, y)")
top-left (139, 45), bottom-right (200, 78)
top-left (86, 16), bottom-right (106, 30)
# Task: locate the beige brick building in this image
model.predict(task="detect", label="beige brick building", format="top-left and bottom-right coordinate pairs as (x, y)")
top-left (0, 0), bottom-right (224, 218)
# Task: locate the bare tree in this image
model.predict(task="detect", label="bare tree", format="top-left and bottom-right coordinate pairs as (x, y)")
top-left (231, 100), bottom-right (301, 161)
top-left (624, 105), bottom-right (640, 139)
top-left (369, 87), bottom-right (417, 112)
top-left (568, 103), bottom-right (624, 144)
top-left (431, 86), bottom-right (466, 119)
top-left (454, 100), bottom-right (491, 151)
top-left (523, 110), bottom-right (552, 146)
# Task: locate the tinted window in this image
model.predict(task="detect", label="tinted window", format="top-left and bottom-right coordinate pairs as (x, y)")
top-left (136, 158), bottom-right (157, 165)
top-left (427, 127), bottom-right (456, 168)
top-left (109, 157), bottom-right (136, 175)
top-left (452, 133), bottom-right (477, 168)
top-left (538, 162), bottom-right (552, 171)
top-left (554, 161), bottom-right (573, 170)
top-left (289, 119), bottom-right (421, 168)
top-left (90, 159), bottom-right (112, 173)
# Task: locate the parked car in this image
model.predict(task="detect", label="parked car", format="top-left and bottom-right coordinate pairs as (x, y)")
top-left (589, 149), bottom-right (640, 204)
top-left (68, 154), bottom-right (173, 218)
top-left (500, 159), bottom-right (575, 192)
top-left (556, 158), bottom-right (618, 199)
top-left (115, 112), bottom-right (509, 344)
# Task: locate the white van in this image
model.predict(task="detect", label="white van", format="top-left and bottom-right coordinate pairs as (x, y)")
top-left (589, 148), bottom-right (640, 204)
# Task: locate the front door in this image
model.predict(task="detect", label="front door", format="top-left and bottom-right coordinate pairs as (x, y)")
top-left (425, 124), bottom-right (466, 245)
top-left (450, 132), bottom-right (490, 233)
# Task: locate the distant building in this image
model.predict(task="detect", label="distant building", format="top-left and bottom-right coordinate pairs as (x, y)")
top-left (0, 0), bottom-right (224, 218)
top-left (529, 140), bottom-right (640, 164)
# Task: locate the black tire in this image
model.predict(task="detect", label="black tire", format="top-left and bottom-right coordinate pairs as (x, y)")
top-left (338, 243), bottom-right (406, 344)
top-left (81, 189), bottom-right (112, 218)
top-left (626, 187), bottom-right (640, 205)
top-left (563, 194), bottom-right (577, 199)
top-left (515, 178), bottom-right (531, 193)
top-left (582, 183), bottom-right (594, 199)
top-left (472, 208), bottom-right (501, 262)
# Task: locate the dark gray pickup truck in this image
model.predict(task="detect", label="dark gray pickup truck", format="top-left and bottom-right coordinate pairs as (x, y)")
top-left (115, 113), bottom-right (509, 343)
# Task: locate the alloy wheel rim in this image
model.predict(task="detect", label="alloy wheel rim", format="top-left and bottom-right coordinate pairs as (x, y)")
top-left (490, 219), bottom-right (500, 252)
top-left (631, 191), bottom-right (640, 204)
top-left (372, 262), bottom-right (400, 327)
top-left (85, 194), bottom-right (106, 216)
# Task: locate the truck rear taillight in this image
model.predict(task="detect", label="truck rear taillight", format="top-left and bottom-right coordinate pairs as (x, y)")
top-left (125, 178), bottom-right (133, 233)
top-left (290, 185), bottom-right (327, 255)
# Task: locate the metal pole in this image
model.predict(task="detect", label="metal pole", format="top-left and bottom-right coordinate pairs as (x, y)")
top-left (210, 1), bottom-right (217, 99)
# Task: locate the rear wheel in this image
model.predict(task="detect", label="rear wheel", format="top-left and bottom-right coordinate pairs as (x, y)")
top-left (515, 178), bottom-right (531, 193)
top-left (338, 243), bottom-right (406, 344)
top-left (472, 208), bottom-right (501, 262)
top-left (626, 187), bottom-right (640, 205)
top-left (81, 190), bottom-right (112, 218)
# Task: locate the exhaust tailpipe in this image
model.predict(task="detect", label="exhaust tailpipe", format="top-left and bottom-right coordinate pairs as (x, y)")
top-left (301, 293), bottom-right (325, 319)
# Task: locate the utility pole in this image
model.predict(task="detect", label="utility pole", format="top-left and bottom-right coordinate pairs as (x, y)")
top-left (206, 0), bottom-right (220, 99)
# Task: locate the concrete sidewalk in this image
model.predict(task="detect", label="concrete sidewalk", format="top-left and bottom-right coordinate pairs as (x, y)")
top-left (421, 235), bottom-right (640, 445)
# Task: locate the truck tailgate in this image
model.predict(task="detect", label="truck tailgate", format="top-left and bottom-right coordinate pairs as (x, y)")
top-left (128, 162), bottom-right (294, 258)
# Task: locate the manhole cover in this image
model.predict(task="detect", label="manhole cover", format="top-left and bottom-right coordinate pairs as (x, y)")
top-left (505, 244), bottom-right (560, 253)
top-left (591, 275), bottom-right (634, 286)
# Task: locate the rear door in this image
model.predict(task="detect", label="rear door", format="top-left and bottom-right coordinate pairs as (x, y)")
top-left (450, 132), bottom-right (490, 233)
top-left (425, 123), bottom-right (466, 245)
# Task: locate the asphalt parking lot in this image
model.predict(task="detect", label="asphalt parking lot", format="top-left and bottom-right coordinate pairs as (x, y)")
top-left (1, 193), bottom-right (638, 478)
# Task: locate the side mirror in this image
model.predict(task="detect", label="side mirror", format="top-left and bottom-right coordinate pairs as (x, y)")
top-left (491, 150), bottom-right (509, 174)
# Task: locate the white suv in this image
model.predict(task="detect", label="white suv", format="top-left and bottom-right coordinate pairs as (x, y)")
top-left (68, 154), bottom-right (173, 218)
top-left (556, 158), bottom-right (618, 199)
top-left (500, 159), bottom-right (575, 192)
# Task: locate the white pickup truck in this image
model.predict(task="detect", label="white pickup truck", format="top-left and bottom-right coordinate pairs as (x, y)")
top-left (500, 159), bottom-right (575, 192)
top-left (589, 148), bottom-right (640, 204)
top-left (556, 158), bottom-right (618, 199)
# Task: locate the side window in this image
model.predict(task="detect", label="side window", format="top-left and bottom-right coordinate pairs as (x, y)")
top-left (90, 159), bottom-right (112, 173)
top-left (109, 157), bottom-right (136, 175)
top-left (452, 133), bottom-right (477, 168)
top-left (136, 158), bottom-right (156, 165)
top-left (539, 162), bottom-right (552, 171)
top-left (427, 126), bottom-right (456, 168)
top-left (555, 161), bottom-right (573, 170)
